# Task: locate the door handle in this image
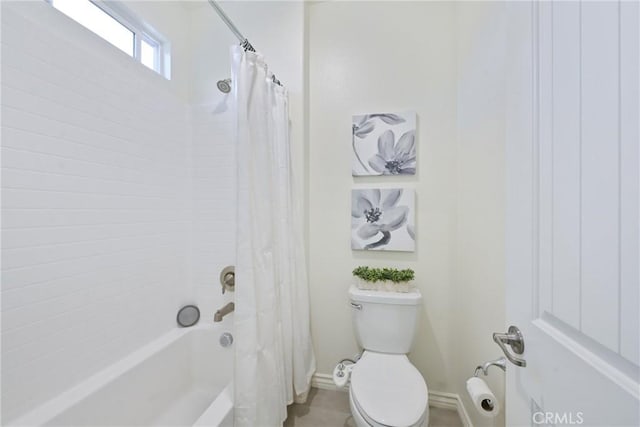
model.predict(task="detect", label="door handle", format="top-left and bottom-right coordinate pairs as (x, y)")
top-left (350, 302), bottom-right (362, 310)
top-left (493, 325), bottom-right (527, 367)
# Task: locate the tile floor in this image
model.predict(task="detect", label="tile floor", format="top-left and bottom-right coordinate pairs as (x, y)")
top-left (284, 388), bottom-right (463, 427)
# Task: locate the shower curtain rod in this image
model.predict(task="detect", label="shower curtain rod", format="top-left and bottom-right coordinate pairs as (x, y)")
top-left (206, 0), bottom-right (283, 86)
top-left (206, 0), bottom-right (255, 52)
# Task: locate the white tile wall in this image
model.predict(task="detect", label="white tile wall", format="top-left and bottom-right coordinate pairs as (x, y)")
top-left (1, 2), bottom-right (192, 421)
top-left (188, 105), bottom-right (236, 322)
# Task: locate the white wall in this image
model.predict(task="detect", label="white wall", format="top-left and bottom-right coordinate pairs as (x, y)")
top-left (307, 2), bottom-right (507, 425)
top-left (452, 3), bottom-right (507, 426)
top-left (0, 1), bottom-right (192, 421)
top-left (307, 0), bottom-right (459, 394)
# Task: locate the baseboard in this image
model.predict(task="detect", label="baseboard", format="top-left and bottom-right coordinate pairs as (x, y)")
top-left (427, 390), bottom-right (458, 411)
top-left (426, 391), bottom-right (474, 427)
top-left (311, 374), bottom-right (473, 426)
top-left (311, 373), bottom-right (348, 392)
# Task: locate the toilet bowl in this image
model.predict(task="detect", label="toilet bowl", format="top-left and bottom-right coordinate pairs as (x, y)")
top-left (349, 352), bottom-right (428, 427)
top-left (347, 286), bottom-right (429, 427)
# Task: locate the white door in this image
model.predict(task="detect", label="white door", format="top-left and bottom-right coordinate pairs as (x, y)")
top-left (504, 1), bottom-right (639, 426)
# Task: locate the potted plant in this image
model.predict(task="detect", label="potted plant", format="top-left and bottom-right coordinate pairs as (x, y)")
top-left (352, 266), bottom-right (415, 293)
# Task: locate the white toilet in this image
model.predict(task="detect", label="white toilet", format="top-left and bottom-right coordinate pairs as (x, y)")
top-left (348, 285), bottom-right (429, 427)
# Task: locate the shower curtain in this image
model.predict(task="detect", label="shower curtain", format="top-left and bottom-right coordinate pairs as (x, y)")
top-left (231, 46), bottom-right (316, 426)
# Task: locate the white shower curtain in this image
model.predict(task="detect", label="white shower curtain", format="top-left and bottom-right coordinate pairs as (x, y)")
top-left (231, 46), bottom-right (316, 427)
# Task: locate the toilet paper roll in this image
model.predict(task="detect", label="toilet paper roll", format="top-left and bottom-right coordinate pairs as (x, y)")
top-left (466, 377), bottom-right (500, 417)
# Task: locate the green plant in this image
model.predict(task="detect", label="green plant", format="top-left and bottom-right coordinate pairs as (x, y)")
top-left (352, 266), bottom-right (415, 283)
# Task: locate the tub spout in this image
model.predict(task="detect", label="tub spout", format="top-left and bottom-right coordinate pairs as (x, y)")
top-left (214, 302), bottom-right (235, 322)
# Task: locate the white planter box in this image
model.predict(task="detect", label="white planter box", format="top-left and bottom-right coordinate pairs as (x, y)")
top-left (354, 278), bottom-right (414, 293)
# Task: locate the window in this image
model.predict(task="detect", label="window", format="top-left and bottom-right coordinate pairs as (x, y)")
top-left (48, 0), bottom-right (170, 78)
top-left (140, 38), bottom-right (158, 70)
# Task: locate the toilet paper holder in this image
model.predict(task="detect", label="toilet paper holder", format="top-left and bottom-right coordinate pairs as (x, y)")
top-left (473, 357), bottom-right (507, 377)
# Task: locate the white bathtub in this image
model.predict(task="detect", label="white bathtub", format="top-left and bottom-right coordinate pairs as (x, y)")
top-left (10, 324), bottom-right (234, 426)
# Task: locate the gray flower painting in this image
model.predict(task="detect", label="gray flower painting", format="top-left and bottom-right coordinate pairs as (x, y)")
top-left (352, 111), bottom-right (417, 176)
top-left (351, 188), bottom-right (416, 252)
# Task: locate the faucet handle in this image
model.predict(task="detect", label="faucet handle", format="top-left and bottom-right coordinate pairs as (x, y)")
top-left (220, 266), bottom-right (235, 294)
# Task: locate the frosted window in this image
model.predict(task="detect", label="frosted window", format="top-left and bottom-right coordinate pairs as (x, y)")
top-left (51, 0), bottom-right (134, 56)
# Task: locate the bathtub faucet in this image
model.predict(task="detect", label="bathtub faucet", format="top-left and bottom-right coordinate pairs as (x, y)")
top-left (214, 302), bottom-right (235, 322)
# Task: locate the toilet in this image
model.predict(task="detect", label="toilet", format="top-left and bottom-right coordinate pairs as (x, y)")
top-left (348, 285), bottom-right (429, 427)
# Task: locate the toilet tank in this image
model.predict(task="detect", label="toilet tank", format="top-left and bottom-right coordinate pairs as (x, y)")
top-left (349, 285), bottom-right (422, 354)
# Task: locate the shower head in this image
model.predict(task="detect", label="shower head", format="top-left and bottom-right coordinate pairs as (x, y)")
top-left (217, 78), bottom-right (232, 94)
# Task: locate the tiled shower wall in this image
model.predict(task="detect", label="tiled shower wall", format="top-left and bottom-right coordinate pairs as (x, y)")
top-left (189, 104), bottom-right (236, 321)
top-left (1, 2), bottom-right (192, 421)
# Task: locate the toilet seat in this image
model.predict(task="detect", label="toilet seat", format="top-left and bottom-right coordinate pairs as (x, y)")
top-left (350, 351), bottom-right (428, 427)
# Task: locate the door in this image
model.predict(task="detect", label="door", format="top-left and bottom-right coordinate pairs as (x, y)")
top-left (504, 1), bottom-right (639, 426)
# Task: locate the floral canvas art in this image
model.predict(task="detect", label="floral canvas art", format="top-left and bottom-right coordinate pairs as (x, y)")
top-left (351, 188), bottom-right (415, 252)
top-left (352, 111), bottom-right (417, 176)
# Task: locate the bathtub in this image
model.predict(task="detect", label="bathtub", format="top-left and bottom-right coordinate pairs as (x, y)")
top-left (10, 324), bottom-right (234, 426)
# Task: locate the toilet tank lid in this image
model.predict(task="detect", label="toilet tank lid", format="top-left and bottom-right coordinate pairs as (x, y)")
top-left (348, 285), bottom-right (422, 305)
